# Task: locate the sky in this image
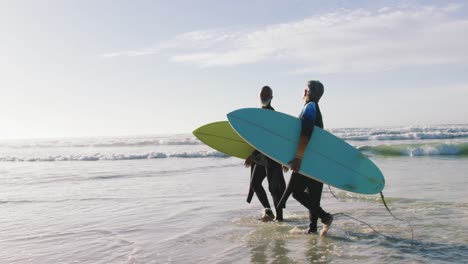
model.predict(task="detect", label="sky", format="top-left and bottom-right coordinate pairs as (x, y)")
top-left (1, 0), bottom-right (468, 139)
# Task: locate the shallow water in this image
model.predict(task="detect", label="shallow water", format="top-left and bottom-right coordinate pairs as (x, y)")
top-left (1, 129), bottom-right (467, 263)
top-left (1, 155), bottom-right (467, 263)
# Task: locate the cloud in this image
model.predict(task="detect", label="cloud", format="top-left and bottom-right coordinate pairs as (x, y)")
top-left (102, 5), bottom-right (468, 73)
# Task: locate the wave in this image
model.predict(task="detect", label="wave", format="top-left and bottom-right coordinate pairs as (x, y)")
top-left (359, 142), bottom-right (468, 156)
top-left (0, 137), bottom-right (202, 149)
top-left (2, 125), bottom-right (467, 150)
top-left (330, 124), bottom-right (468, 141)
top-left (0, 150), bottom-right (229, 162)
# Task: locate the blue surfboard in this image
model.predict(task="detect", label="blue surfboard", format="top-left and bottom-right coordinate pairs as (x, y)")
top-left (227, 108), bottom-right (385, 194)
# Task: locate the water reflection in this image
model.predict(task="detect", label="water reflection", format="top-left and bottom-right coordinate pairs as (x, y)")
top-left (246, 222), bottom-right (337, 263)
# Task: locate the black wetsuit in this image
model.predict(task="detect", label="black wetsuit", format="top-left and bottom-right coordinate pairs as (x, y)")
top-left (278, 102), bottom-right (331, 232)
top-left (246, 105), bottom-right (286, 219)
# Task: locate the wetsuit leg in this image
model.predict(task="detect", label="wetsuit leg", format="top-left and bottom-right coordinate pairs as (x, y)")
top-left (266, 162), bottom-right (286, 208)
top-left (309, 212), bottom-right (318, 233)
top-left (307, 177), bottom-right (331, 224)
top-left (250, 164), bottom-right (271, 209)
top-left (266, 162), bottom-right (286, 220)
top-left (290, 172), bottom-right (314, 209)
top-left (307, 180), bottom-right (320, 232)
top-left (289, 173), bottom-right (330, 230)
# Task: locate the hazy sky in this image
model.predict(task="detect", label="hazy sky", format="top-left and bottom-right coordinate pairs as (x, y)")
top-left (1, 0), bottom-right (468, 139)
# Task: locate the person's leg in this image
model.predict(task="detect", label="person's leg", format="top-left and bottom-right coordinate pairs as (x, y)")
top-left (306, 178), bottom-right (327, 219)
top-left (250, 164), bottom-right (270, 208)
top-left (308, 211), bottom-right (318, 233)
top-left (288, 173), bottom-right (324, 233)
top-left (250, 164), bottom-right (274, 220)
top-left (306, 181), bottom-right (320, 233)
top-left (290, 173), bottom-right (314, 209)
top-left (306, 178), bottom-right (333, 236)
top-left (290, 174), bottom-right (331, 234)
top-left (266, 162), bottom-right (286, 221)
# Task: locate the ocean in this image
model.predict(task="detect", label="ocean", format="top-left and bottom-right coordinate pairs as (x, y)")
top-left (0, 124), bottom-right (467, 263)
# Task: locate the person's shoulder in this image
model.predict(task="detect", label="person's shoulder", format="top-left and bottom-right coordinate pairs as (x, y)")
top-left (300, 102), bottom-right (317, 120)
top-left (303, 102), bottom-right (316, 111)
top-left (263, 105), bottom-right (275, 111)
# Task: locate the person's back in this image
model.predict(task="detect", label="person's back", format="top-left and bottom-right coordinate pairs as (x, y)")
top-left (245, 86), bottom-right (286, 221)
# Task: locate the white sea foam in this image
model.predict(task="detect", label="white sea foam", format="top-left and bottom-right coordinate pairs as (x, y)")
top-left (1, 124), bottom-right (467, 162)
top-left (0, 136), bottom-right (202, 149)
top-left (359, 142), bottom-right (468, 156)
top-left (0, 151), bottom-right (228, 162)
top-left (1, 125), bottom-right (467, 150)
top-left (330, 124), bottom-right (468, 141)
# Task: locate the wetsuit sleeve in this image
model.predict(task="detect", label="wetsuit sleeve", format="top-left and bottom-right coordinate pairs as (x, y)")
top-left (300, 102), bottom-right (317, 140)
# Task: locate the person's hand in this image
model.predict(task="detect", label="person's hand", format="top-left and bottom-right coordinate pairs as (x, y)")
top-left (244, 155), bottom-right (254, 168)
top-left (282, 165), bottom-right (290, 173)
top-left (289, 156), bottom-right (302, 172)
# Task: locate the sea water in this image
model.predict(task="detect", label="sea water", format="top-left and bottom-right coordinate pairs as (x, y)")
top-left (0, 125), bottom-right (467, 263)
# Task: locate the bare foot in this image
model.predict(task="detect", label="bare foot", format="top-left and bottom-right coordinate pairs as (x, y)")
top-left (258, 209), bottom-right (275, 222)
top-left (320, 215), bottom-right (333, 237)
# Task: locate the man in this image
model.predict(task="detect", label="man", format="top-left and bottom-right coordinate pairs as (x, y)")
top-left (245, 86), bottom-right (286, 221)
top-left (278, 80), bottom-right (333, 236)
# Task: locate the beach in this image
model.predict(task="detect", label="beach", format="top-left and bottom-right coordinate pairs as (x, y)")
top-left (1, 125), bottom-right (467, 263)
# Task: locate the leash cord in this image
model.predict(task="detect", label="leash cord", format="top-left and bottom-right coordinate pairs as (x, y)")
top-left (379, 191), bottom-right (414, 240)
top-left (327, 186), bottom-right (414, 240)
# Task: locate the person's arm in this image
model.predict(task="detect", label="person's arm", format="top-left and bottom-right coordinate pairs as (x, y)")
top-left (290, 135), bottom-right (309, 172)
top-left (244, 155), bottom-right (254, 168)
top-left (244, 148), bottom-right (261, 167)
top-left (289, 103), bottom-right (316, 172)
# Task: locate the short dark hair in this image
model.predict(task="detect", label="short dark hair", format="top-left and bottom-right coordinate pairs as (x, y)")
top-left (261, 86), bottom-right (273, 97)
top-left (306, 80), bottom-right (324, 103)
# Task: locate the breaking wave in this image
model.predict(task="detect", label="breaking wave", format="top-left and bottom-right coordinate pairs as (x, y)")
top-left (331, 125), bottom-right (468, 141)
top-left (0, 137), bottom-right (202, 149)
top-left (0, 151), bottom-right (228, 162)
top-left (359, 142), bottom-right (468, 156)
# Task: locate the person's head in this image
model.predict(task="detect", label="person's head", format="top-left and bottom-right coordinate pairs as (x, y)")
top-left (303, 80), bottom-right (324, 103)
top-left (260, 86), bottom-right (273, 106)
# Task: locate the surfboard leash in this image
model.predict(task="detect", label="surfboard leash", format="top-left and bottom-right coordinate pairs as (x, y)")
top-left (327, 186), bottom-right (414, 240)
top-left (379, 191), bottom-right (414, 240)
top-left (328, 185), bottom-right (339, 199)
top-left (331, 213), bottom-right (393, 239)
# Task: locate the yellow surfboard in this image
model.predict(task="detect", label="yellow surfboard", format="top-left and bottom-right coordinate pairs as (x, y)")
top-left (193, 121), bottom-right (254, 159)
